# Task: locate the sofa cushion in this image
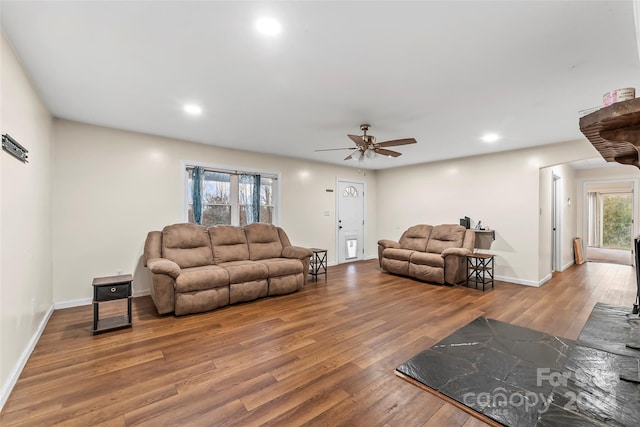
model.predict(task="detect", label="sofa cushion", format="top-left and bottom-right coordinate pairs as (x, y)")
top-left (218, 260), bottom-right (269, 284)
top-left (230, 280), bottom-right (268, 304)
top-left (383, 248), bottom-right (414, 261)
top-left (410, 251), bottom-right (445, 268)
top-left (175, 265), bottom-right (229, 293)
top-left (409, 263), bottom-right (445, 284)
top-left (399, 225), bottom-right (433, 251)
top-left (175, 287), bottom-right (229, 316)
top-left (381, 258), bottom-right (410, 276)
top-left (257, 258), bottom-right (303, 277)
top-left (209, 226), bottom-right (250, 263)
top-left (268, 274), bottom-right (303, 296)
top-left (162, 223), bottom-right (213, 268)
top-left (426, 224), bottom-right (466, 254)
top-left (245, 223), bottom-right (284, 260)
top-left (144, 231), bottom-right (162, 265)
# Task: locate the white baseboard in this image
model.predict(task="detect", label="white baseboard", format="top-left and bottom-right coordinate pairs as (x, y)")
top-left (133, 289), bottom-right (151, 298)
top-left (537, 273), bottom-right (553, 287)
top-left (0, 304), bottom-right (54, 411)
top-left (495, 275), bottom-right (545, 287)
top-left (53, 289), bottom-right (150, 310)
top-left (54, 297), bottom-right (91, 309)
top-left (1, 287), bottom-right (152, 411)
top-left (561, 260), bottom-right (575, 272)
top-left (496, 266), bottom-right (569, 288)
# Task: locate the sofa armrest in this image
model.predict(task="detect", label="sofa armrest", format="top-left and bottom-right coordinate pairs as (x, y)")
top-left (147, 257), bottom-right (181, 279)
top-left (378, 239), bottom-right (400, 249)
top-left (441, 247), bottom-right (472, 257)
top-left (282, 246), bottom-right (313, 259)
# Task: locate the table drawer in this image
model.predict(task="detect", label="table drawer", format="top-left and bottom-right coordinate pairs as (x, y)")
top-left (95, 283), bottom-right (130, 301)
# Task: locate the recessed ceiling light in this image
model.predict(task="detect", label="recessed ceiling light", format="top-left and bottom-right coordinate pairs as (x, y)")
top-left (256, 17), bottom-right (282, 36)
top-left (183, 104), bottom-right (202, 115)
top-left (481, 133), bottom-right (501, 143)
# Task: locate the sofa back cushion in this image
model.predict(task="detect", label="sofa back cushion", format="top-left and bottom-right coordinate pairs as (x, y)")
top-left (143, 231), bottom-right (162, 266)
top-left (209, 226), bottom-right (250, 264)
top-left (162, 223), bottom-right (213, 268)
top-left (245, 223), bottom-right (283, 260)
top-left (426, 224), bottom-right (466, 254)
top-left (399, 224), bottom-right (433, 251)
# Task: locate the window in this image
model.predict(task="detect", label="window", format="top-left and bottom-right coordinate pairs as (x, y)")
top-left (186, 166), bottom-right (277, 227)
top-left (343, 185), bottom-right (358, 198)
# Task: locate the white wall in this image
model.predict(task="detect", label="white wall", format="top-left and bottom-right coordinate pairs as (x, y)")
top-left (561, 165), bottom-right (578, 269)
top-left (0, 32), bottom-right (54, 407)
top-left (538, 163), bottom-right (577, 281)
top-left (377, 140), bottom-right (597, 286)
top-left (52, 120), bottom-right (377, 303)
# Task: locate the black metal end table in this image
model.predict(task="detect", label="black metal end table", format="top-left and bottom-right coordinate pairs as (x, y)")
top-left (466, 253), bottom-right (495, 291)
top-left (92, 274), bottom-right (133, 334)
top-left (309, 248), bottom-right (328, 281)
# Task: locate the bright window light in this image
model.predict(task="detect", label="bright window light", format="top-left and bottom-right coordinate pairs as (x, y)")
top-left (481, 133), bottom-right (501, 143)
top-left (184, 104), bottom-right (202, 115)
top-left (256, 17), bottom-right (282, 36)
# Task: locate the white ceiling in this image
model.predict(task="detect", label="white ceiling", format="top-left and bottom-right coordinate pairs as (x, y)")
top-left (2, 1), bottom-right (639, 170)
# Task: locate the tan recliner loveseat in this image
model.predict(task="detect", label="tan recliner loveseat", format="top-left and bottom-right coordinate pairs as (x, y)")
top-left (144, 222), bottom-right (312, 315)
top-left (377, 224), bottom-right (475, 285)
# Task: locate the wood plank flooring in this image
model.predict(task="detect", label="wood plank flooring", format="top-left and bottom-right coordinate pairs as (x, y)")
top-left (1, 260), bottom-right (636, 426)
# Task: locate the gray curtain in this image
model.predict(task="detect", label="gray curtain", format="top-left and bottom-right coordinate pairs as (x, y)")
top-left (241, 174), bottom-right (261, 224)
top-left (587, 191), bottom-right (600, 247)
top-left (192, 167), bottom-right (203, 225)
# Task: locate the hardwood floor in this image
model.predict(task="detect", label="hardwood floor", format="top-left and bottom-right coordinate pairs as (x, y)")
top-left (1, 260), bottom-right (636, 426)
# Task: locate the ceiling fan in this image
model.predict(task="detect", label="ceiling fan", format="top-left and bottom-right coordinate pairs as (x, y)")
top-left (315, 124), bottom-right (417, 161)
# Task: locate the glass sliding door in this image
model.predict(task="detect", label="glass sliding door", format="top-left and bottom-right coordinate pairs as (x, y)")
top-left (601, 192), bottom-right (633, 250)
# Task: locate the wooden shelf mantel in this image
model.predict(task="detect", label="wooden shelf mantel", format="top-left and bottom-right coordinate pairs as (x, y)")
top-left (579, 98), bottom-right (640, 168)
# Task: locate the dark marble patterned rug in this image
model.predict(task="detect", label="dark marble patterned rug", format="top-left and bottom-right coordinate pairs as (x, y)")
top-left (396, 306), bottom-right (640, 426)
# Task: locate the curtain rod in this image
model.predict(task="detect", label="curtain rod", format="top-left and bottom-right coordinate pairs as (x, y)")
top-left (186, 165), bottom-right (277, 179)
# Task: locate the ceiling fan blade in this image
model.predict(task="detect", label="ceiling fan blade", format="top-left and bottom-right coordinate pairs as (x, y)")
top-left (344, 149), bottom-right (361, 160)
top-left (375, 148), bottom-right (402, 157)
top-left (348, 134), bottom-right (367, 149)
top-left (315, 147), bottom-right (357, 152)
top-left (376, 138), bottom-right (417, 148)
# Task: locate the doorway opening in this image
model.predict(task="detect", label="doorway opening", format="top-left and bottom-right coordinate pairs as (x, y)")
top-left (584, 180), bottom-right (636, 265)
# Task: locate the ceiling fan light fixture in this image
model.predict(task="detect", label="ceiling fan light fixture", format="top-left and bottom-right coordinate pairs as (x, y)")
top-left (315, 124), bottom-right (417, 162)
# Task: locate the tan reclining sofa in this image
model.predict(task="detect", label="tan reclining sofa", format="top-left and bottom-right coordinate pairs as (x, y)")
top-left (144, 222), bottom-right (312, 315)
top-left (378, 224), bottom-right (475, 285)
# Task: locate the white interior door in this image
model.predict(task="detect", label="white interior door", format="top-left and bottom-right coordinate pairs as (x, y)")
top-left (337, 180), bottom-right (365, 263)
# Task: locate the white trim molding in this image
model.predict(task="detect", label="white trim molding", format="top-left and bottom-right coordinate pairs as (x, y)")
top-left (0, 304), bottom-right (55, 411)
top-left (635, 1), bottom-right (640, 65)
top-left (495, 274), bottom-right (548, 288)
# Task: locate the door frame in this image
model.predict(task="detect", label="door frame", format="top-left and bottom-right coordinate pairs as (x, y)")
top-left (335, 178), bottom-right (366, 264)
top-left (551, 174), bottom-right (562, 272)
top-left (582, 178), bottom-right (639, 257)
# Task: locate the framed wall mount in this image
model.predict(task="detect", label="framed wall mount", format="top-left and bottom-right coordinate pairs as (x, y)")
top-left (2, 133), bottom-right (29, 163)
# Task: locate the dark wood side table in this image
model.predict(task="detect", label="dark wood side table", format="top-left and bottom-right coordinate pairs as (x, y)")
top-left (309, 248), bottom-right (328, 281)
top-left (466, 253), bottom-right (494, 291)
top-left (92, 274), bottom-right (133, 335)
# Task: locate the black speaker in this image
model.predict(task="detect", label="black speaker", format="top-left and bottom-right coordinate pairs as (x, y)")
top-left (459, 216), bottom-right (470, 229)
